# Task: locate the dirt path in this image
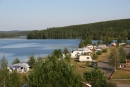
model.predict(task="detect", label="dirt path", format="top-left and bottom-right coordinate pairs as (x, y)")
top-left (98, 59), bottom-right (114, 77)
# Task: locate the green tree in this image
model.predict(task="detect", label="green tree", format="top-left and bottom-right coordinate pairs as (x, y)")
top-left (53, 49), bottom-right (62, 58)
top-left (83, 67), bottom-right (117, 87)
top-left (117, 38), bottom-right (122, 44)
top-left (64, 54), bottom-right (71, 63)
top-left (11, 58), bottom-right (20, 65)
top-left (118, 47), bottom-right (126, 63)
top-left (78, 40), bottom-right (84, 48)
top-left (28, 55), bottom-right (36, 68)
top-left (0, 56), bottom-right (9, 87)
top-left (63, 48), bottom-right (69, 55)
top-left (108, 48), bottom-right (120, 71)
top-left (8, 71), bottom-right (23, 87)
top-left (27, 56), bottom-right (83, 87)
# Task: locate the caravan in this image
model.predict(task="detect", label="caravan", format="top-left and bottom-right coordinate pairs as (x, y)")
top-left (79, 55), bottom-right (92, 62)
top-left (71, 48), bottom-right (92, 58)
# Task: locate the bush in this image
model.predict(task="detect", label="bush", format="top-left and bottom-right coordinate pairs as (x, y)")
top-left (92, 53), bottom-right (98, 59)
top-left (102, 49), bottom-right (107, 53)
top-left (83, 67), bottom-right (117, 87)
top-left (27, 56), bottom-right (83, 87)
top-left (96, 51), bottom-right (102, 55)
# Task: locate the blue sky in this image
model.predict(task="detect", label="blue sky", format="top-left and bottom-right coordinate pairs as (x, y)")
top-left (0, 0), bottom-right (130, 31)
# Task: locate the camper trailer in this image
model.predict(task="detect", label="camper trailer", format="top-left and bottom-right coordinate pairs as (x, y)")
top-left (79, 55), bottom-right (92, 62)
top-left (71, 48), bottom-right (92, 58)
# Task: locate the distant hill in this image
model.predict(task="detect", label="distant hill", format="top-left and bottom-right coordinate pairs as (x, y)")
top-left (27, 18), bottom-right (130, 40)
top-left (0, 30), bottom-right (30, 38)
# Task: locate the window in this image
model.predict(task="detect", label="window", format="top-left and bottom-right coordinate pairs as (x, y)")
top-left (87, 57), bottom-right (89, 59)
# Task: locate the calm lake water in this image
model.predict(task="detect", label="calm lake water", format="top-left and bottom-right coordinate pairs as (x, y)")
top-left (0, 39), bottom-right (81, 65)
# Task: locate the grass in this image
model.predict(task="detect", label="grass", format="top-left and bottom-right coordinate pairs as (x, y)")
top-left (112, 80), bottom-right (130, 84)
top-left (112, 69), bottom-right (130, 79)
top-left (70, 48), bottom-right (110, 73)
top-left (70, 58), bottom-right (92, 74)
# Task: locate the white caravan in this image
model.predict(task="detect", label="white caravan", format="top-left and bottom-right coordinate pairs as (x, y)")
top-left (79, 55), bottom-right (92, 62)
top-left (71, 48), bottom-right (92, 58)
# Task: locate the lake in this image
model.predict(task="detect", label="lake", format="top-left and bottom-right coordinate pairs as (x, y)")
top-left (0, 39), bottom-right (81, 65)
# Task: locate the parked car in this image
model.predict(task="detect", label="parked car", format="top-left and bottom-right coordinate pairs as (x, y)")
top-left (90, 61), bottom-right (98, 67)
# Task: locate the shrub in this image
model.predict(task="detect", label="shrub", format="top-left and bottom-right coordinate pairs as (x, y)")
top-left (102, 49), bottom-right (107, 53)
top-left (92, 53), bottom-right (98, 59)
top-left (96, 51), bottom-right (102, 55)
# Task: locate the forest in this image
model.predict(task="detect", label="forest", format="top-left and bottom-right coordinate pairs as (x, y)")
top-left (0, 31), bottom-right (30, 38)
top-left (27, 18), bottom-right (130, 40)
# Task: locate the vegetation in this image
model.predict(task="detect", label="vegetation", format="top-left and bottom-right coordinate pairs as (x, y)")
top-left (108, 48), bottom-right (120, 70)
top-left (108, 47), bottom-right (126, 70)
top-left (0, 56), bottom-right (24, 87)
top-left (63, 48), bottom-right (69, 55)
top-left (96, 51), bottom-right (102, 55)
top-left (28, 55), bottom-right (36, 68)
top-left (0, 31), bottom-right (30, 38)
top-left (83, 67), bottom-right (117, 87)
top-left (102, 49), bottom-right (107, 53)
top-left (27, 55), bottom-right (83, 87)
top-left (118, 47), bottom-right (127, 63)
top-left (11, 58), bottom-right (20, 65)
top-left (92, 53), bottom-right (98, 59)
top-left (27, 18), bottom-right (130, 40)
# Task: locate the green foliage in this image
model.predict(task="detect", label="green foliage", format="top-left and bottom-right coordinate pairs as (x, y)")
top-left (117, 38), bottom-right (122, 43)
top-left (108, 48), bottom-right (120, 70)
top-left (102, 49), bottom-right (107, 53)
top-left (53, 49), bottom-right (62, 58)
top-left (28, 55), bottom-right (36, 68)
top-left (78, 40), bottom-right (84, 48)
top-left (27, 56), bottom-right (83, 87)
top-left (0, 56), bottom-right (24, 87)
top-left (92, 53), bottom-right (98, 59)
top-left (64, 54), bottom-right (71, 63)
top-left (8, 71), bottom-right (23, 87)
top-left (103, 37), bottom-right (112, 45)
top-left (63, 48), bottom-right (69, 55)
top-left (83, 38), bottom-right (92, 45)
top-left (0, 56), bottom-right (8, 70)
top-left (27, 18), bottom-right (130, 40)
top-left (96, 51), bottom-right (102, 55)
top-left (83, 67), bottom-right (117, 87)
top-left (118, 47), bottom-right (126, 63)
top-left (0, 56), bottom-right (9, 87)
top-left (11, 58), bottom-right (20, 65)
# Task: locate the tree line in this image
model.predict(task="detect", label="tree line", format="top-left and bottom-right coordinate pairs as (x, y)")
top-left (27, 18), bottom-right (130, 40)
top-left (0, 31), bottom-right (30, 38)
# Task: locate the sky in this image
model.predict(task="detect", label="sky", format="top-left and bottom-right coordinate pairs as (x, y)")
top-left (0, 0), bottom-right (130, 31)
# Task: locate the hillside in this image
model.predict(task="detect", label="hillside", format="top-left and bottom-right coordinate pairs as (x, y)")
top-left (28, 18), bottom-right (130, 39)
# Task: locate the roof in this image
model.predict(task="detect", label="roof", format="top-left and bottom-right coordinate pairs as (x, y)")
top-left (10, 63), bottom-right (30, 68)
